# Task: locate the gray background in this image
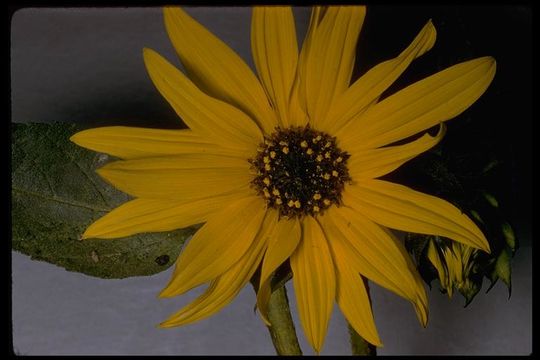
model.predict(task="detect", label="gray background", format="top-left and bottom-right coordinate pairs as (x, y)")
top-left (11, 7), bottom-right (532, 355)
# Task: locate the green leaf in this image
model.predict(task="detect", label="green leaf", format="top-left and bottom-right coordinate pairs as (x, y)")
top-left (469, 209), bottom-right (484, 225)
top-left (486, 247), bottom-right (512, 298)
top-left (492, 247), bottom-right (512, 297)
top-left (501, 222), bottom-right (516, 252)
top-left (404, 233), bottom-right (430, 264)
top-left (460, 277), bottom-right (482, 308)
top-left (11, 123), bottom-right (197, 279)
top-left (481, 159), bottom-right (499, 174)
top-left (482, 191), bottom-right (499, 208)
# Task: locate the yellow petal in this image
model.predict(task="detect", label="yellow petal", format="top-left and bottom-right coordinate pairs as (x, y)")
top-left (96, 154), bottom-right (252, 201)
top-left (287, 6), bottom-right (324, 128)
top-left (348, 124), bottom-right (446, 180)
top-left (251, 6), bottom-right (298, 128)
top-left (290, 216), bottom-right (335, 353)
top-left (255, 281), bottom-right (272, 327)
top-left (322, 20), bottom-right (436, 134)
top-left (331, 251), bottom-right (382, 347)
top-left (160, 196), bottom-right (266, 298)
top-left (298, 6), bottom-right (366, 129)
top-left (256, 216), bottom-right (301, 324)
top-left (82, 189), bottom-right (248, 239)
top-left (427, 240), bottom-right (461, 298)
top-left (379, 224), bottom-right (429, 326)
top-left (160, 209), bottom-right (274, 327)
top-left (445, 247), bottom-right (461, 291)
top-left (321, 208), bottom-right (428, 326)
top-left (345, 180), bottom-right (490, 252)
top-left (287, 79), bottom-right (309, 128)
top-left (338, 56), bottom-right (496, 151)
top-left (70, 127), bottom-right (243, 160)
top-left (427, 240), bottom-right (447, 283)
top-left (143, 48), bottom-right (262, 151)
top-left (163, 7), bottom-right (277, 134)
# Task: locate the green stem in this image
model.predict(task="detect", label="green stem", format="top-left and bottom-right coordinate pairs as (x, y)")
top-left (265, 285), bottom-right (303, 355)
top-left (348, 324), bottom-right (376, 356)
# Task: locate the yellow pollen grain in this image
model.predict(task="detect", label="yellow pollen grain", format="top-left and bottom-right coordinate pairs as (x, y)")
top-left (294, 200), bottom-right (301, 208)
top-left (282, 147), bottom-right (289, 154)
top-left (263, 177), bottom-right (271, 186)
top-left (323, 199), bottom-right (331, 206)
top-left (272, 188), bottom-right (280, 196)
top-left (324, 151), bottom-right (331, 159)
top-left (263, 156), bottom-right (270, 164)
top-left (332, 170), bottom-right (339, 177)
top-left (324, 141), bottom-right (331, 148)
top-left (275, 198), bottom-right (283, 205)
top-left (270, 151), bottom-right (276, 159)
top-left (306, 148), bottom-right (313, 155)
top-left (316, 155), bottom-right (323, 162)
top-left (313, 193), bottom-right (321, 200)
top-left (336, 156), bottom-right (343, 163)
top-left (287, 200), bottom-right (295, 207)
top-left (313, 206), bottom-right (320, 212)
top-left (264, 163), bottom-right (271, 171)
top-left (312, 135), bottom-right (322, 144)
top-left (279, 141), bottom-right (288, 146)
top-left (263, 189), bottom-right (271, 198)
top-left (323, 173), bottom-right (331, 180)
top-left (300, 140), bottom-right (308, 148)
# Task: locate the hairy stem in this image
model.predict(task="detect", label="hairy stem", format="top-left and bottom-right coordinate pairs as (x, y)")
top-left (265, 285), bottom-right (303, 355)
top-left (348, 324), bottom-right (376, 356)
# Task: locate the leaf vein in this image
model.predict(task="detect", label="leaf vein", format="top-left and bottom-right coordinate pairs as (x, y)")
top-left (12, 186), bottom-right (111, 213)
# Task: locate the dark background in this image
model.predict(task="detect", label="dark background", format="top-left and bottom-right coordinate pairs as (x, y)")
top-left (10, 6), bottom-right (532, 355)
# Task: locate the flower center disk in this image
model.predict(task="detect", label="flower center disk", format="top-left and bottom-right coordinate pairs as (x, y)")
top-left (249, 126), bottom-right (351, 218)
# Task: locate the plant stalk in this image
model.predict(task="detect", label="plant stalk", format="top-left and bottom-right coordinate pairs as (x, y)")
top-left (348, 324), bottom-right (376, 356)
top-left (265, 285), bottom-right (303, 355)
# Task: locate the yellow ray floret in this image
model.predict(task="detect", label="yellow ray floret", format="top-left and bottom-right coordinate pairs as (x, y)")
top-left (348, 124), bottom-right (446, 180)
top-left (322, 20), bottom-right (437, 134)
top-left (321, 208), bottom-right (428, 326)
top-left (82, 189), bottom-right (249, 239)
top-left (160, 196), bottom-right (266, 298)
top-left (96, 154), bottom-right (252, 201)
top-left (143, 48), bottom-right (263, 152)
top-left (337, 56), bottom-right (496, 152)
top-left (160, 210), bottom-right (276, 327)
top-left (344, 181), bottom-right (490, 253)
top-left (290, 217), bottom-right (336, 353)
top-left (257, 217), bottom-right (301, 324)
top-left (163, 7), bottom-right (277, 134)
top-left (70, 127), bottom-right (242, 160)
top-left (251, 6), bottom-right (298, 128)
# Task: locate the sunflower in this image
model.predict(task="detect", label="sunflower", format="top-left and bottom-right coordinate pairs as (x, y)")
top-left (71, 6), bottom-right (495, 353)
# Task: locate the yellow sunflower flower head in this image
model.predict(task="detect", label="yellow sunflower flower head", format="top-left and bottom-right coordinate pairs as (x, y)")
top-left (70, 6), bottom-right (495, 353)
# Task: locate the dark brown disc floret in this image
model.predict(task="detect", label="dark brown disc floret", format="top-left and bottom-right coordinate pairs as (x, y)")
top-left (249, 126), bottom-right (351, 218)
